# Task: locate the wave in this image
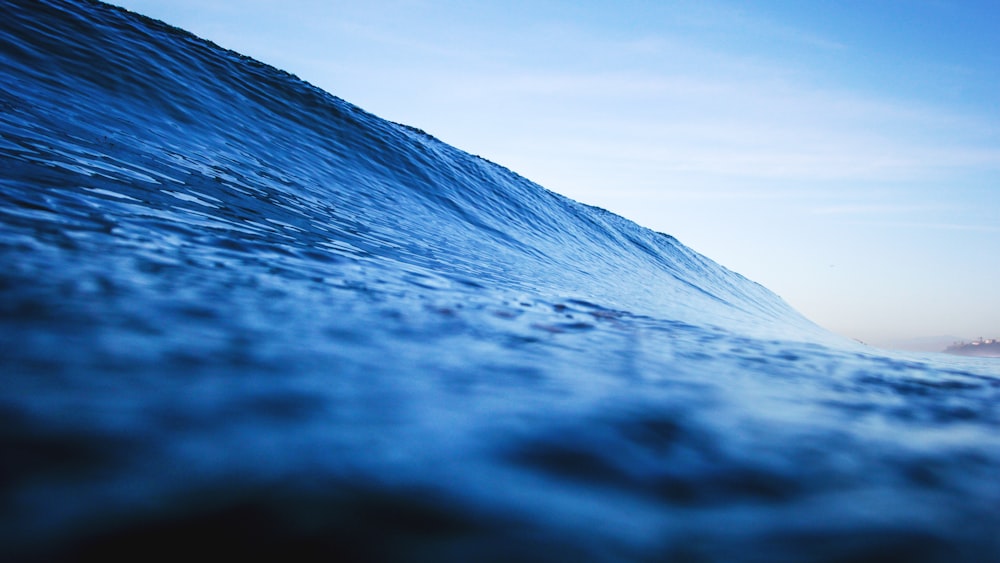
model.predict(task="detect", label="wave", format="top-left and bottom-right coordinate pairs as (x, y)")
top-left (2, 1), bottom-right (999, 561)
top-left (1, 0), bottom-right (819, 339)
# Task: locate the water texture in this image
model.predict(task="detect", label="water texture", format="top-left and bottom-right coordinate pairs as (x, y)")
top-left (2, 1), bottom-right (999, 561)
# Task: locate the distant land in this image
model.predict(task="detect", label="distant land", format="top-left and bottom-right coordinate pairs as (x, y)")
top-left (944, 338), bottom-right (1000, 358)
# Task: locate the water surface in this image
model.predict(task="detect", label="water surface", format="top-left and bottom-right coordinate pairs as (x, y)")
top-left (2, 1), bottom-right (999, 561)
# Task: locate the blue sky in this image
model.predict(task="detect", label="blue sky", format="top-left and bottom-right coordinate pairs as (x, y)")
top-left (108, 0), bottom-right (1000, 349)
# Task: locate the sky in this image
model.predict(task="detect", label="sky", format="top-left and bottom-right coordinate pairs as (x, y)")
top-left (107, 0), bottom-right (1000, 350)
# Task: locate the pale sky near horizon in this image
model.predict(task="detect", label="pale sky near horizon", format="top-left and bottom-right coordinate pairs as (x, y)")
top-left (108, 0), bottom-right (1000, 350)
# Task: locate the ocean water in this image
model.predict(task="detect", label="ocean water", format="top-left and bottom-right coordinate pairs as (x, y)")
top-left (2, 1), bottom-right (999, 561)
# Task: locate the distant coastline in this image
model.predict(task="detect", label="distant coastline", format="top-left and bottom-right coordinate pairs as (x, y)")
top-left (944, 338), bottom-right (1000, 358)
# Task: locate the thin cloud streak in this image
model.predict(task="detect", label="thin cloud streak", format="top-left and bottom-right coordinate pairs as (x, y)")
top-left (387, 57), bottom-right (998, 186)
top-left (810, 203), bottom-right (953, 216)
top-left (866, 221), bottom-right (1000, 234)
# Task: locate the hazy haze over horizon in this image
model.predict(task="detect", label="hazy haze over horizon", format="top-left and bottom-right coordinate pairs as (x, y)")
top-left (107, 0), bottom-right (1000, 349)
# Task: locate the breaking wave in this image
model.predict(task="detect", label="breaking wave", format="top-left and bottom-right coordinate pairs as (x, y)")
top-left (2, 1), bottom-right (999, 561)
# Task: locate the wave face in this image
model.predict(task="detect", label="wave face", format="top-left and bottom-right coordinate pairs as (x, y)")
top-left (2, 1), bottom-right (999, 561)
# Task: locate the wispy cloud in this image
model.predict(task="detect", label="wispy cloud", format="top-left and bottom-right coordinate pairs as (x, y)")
top-left (861, 221), bottom-right (1000, 233)
top-left (810, 203), bottom-right (948, 216)
top-left (365, 18), bottom-right (999, 188)
top-left (661, 1), bottom-right (850, 52)
top-left (451, 75), bottom-right (996, 185)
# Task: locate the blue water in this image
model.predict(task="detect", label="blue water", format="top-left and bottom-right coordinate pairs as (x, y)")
top-left (2, 1), bottom-right (999, 561)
